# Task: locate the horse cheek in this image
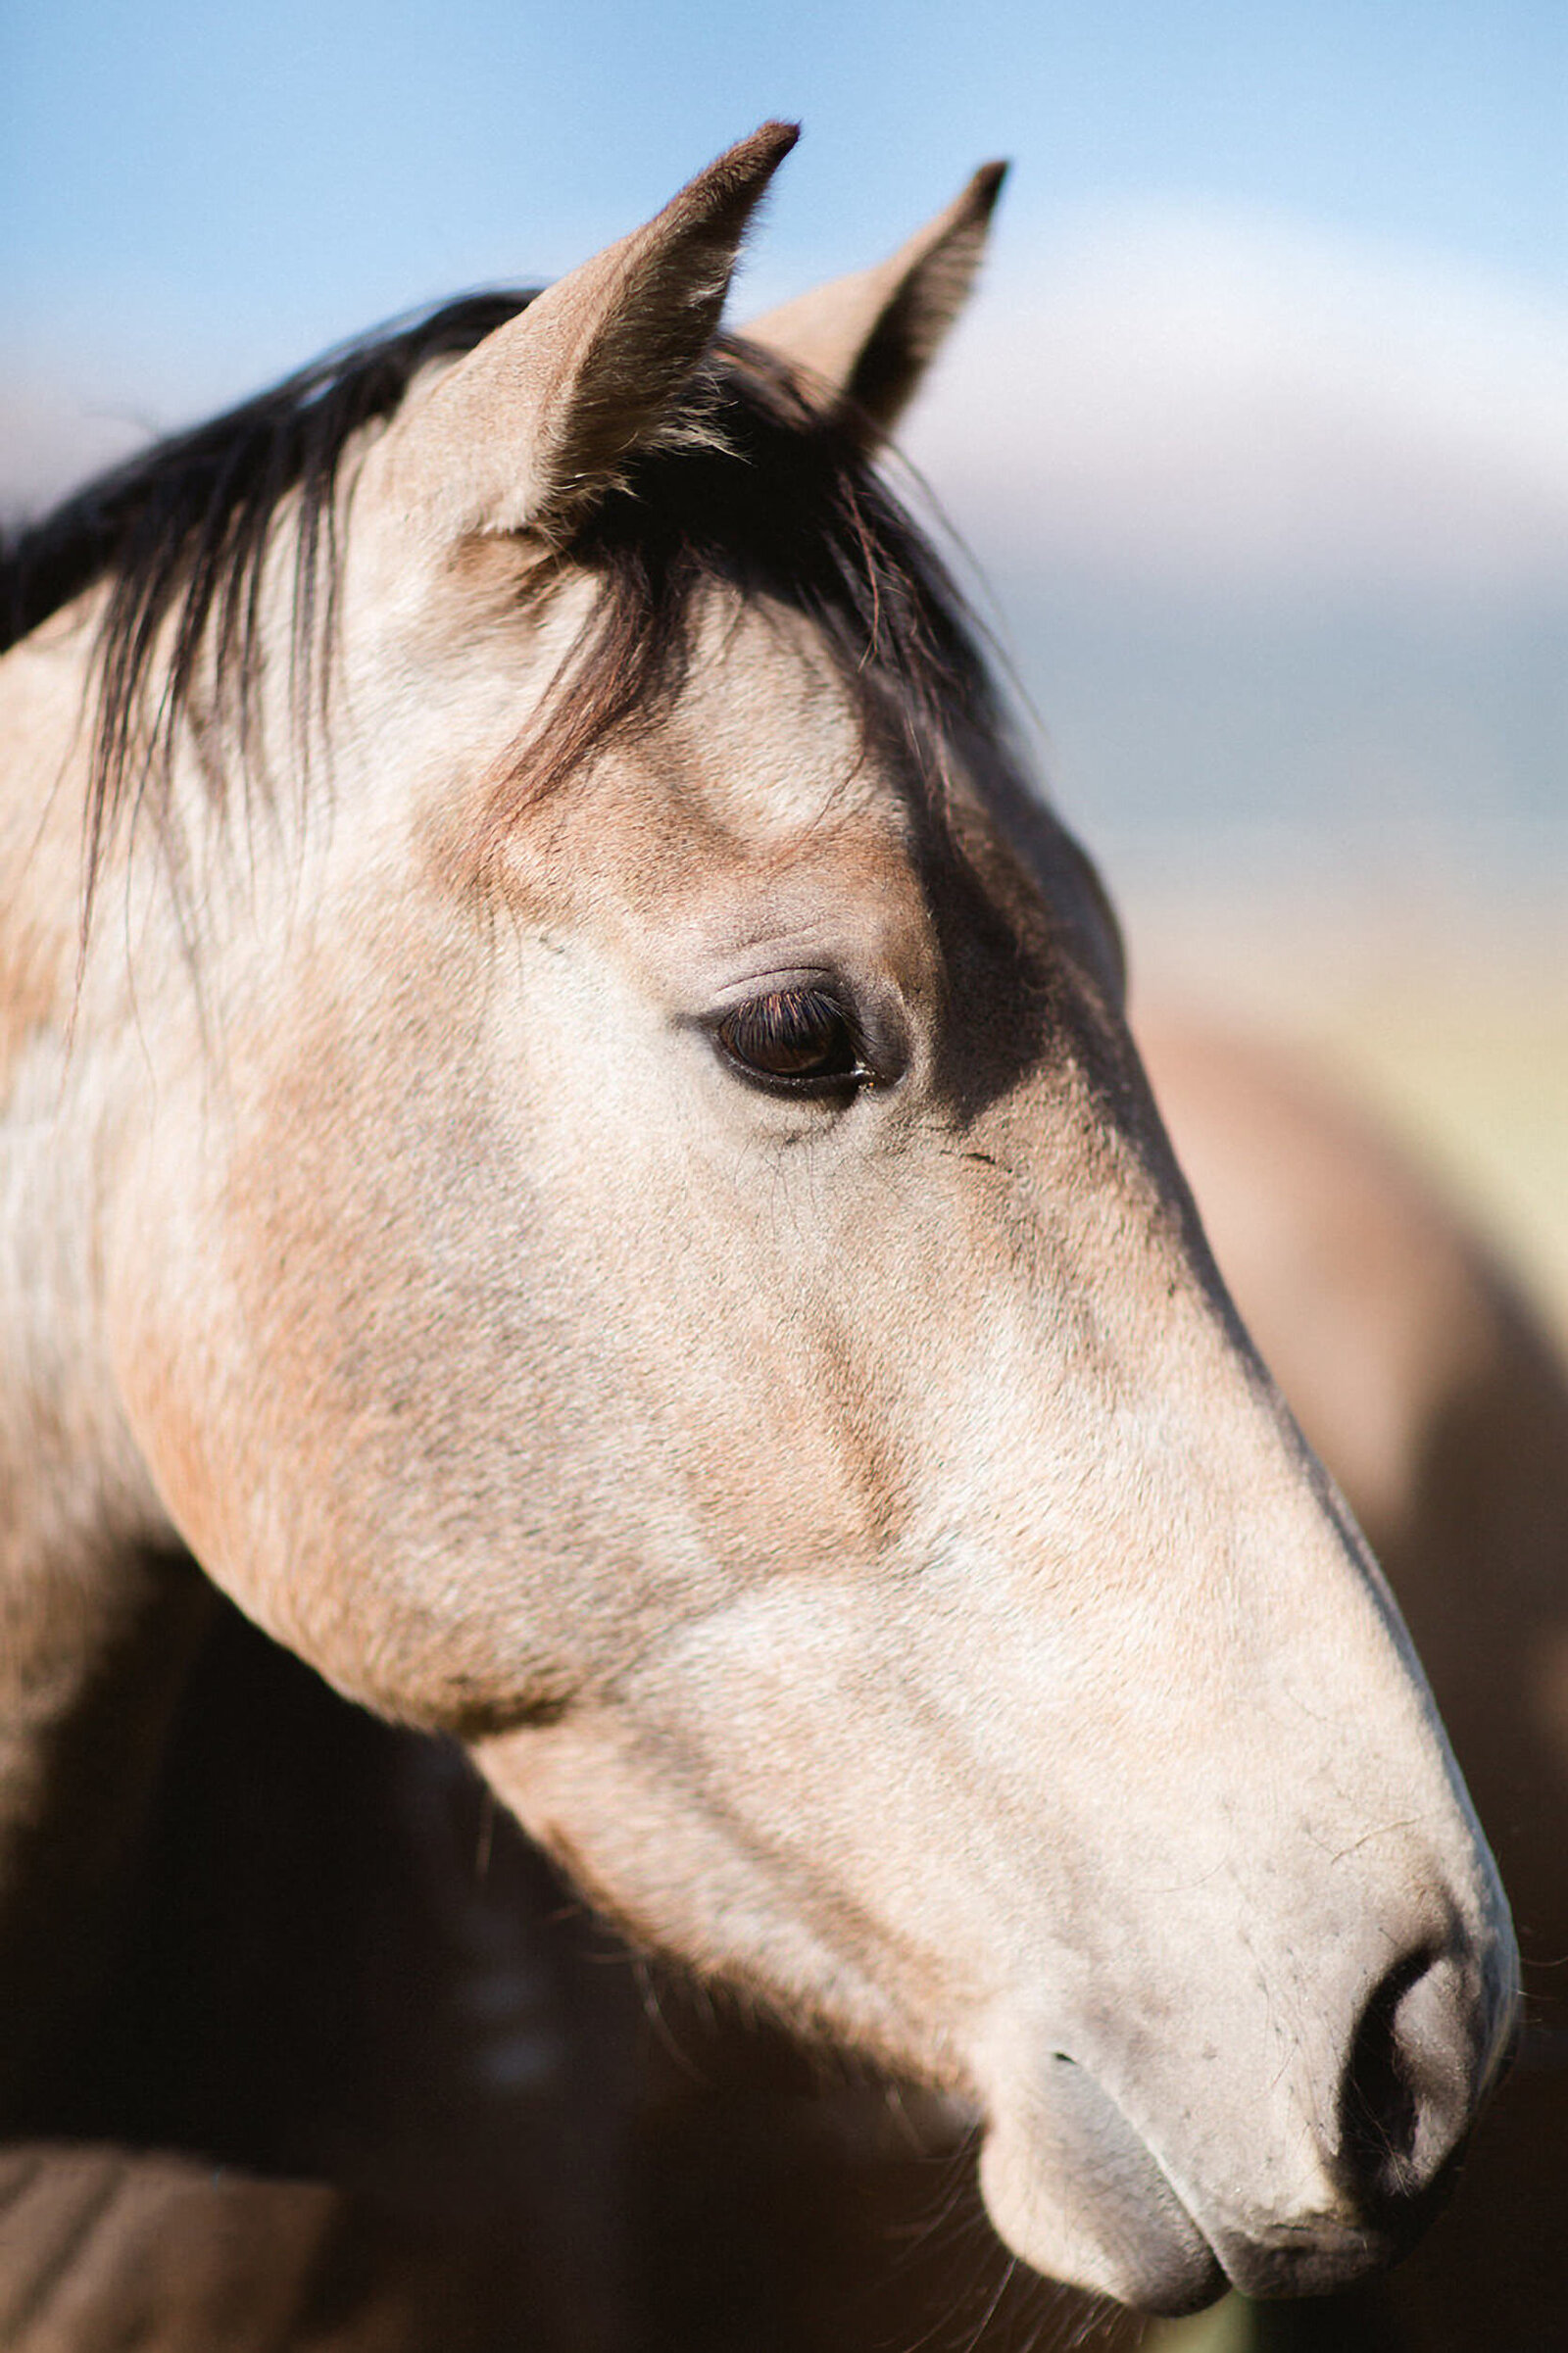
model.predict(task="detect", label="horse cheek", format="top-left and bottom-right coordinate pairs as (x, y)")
top-left (114, 1333), bottom-right (235, 1576)
top-left (108, 1268), bottom-right (319, 1658)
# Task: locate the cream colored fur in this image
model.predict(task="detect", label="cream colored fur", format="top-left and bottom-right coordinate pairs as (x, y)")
top-left (0, 131), bottom-right (1517, 2317)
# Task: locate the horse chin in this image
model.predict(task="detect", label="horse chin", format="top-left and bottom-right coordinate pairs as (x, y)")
top-left (978, 2058), bottom-right (1226, 2318)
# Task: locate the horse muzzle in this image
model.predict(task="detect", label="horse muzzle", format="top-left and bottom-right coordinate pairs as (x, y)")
top-left (977, 2054), bottom-right (1224, 2315)
top-left (975, 1924), bottom-right (1519, 2315)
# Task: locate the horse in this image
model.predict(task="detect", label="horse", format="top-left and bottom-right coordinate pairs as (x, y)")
top-left (5, 1013), bottom-right (1561, 2353)
top-left (610, 1018), bottom-right (1568, 2353)
top-left (593, 1017), bottom-right (1568, 2353)
top-left (7, 1017), bottom-right (1562, 2353)
top-left (0, 122), bottom-right (1517, 2326)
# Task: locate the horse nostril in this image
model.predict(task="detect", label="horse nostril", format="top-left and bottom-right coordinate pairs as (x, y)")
top-left (1341, 1950), bottom-right (1426, 2190)
top-left (1338, 1943), bottom-right (1474, 2232)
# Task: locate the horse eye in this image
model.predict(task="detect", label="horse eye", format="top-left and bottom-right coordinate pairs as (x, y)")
top-left (715, 987), bottom-right (866, 1091)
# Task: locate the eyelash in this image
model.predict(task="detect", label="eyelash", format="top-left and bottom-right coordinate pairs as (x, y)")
top-left (713, 985), bottom-right (870, 1096)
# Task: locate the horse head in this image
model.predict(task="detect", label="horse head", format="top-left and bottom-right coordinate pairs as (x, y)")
top-left (18, 126), bottom-right (1514, 2314)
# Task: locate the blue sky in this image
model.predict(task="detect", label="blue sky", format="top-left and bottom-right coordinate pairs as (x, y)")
top-left (4, 0), bottom-right (1562, 383)
top-left (3, 1), bottom-right (1564, 868)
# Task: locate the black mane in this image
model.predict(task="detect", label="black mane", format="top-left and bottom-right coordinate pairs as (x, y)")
top-left (0, 294), bottom-right (538, 662)
top-left (0, 291), bottom-right (998, 910)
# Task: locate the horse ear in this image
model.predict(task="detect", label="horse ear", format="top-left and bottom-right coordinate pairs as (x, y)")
top-left (745, 162), bottom-right (1006, 442)
top-left (385, 122), bottom-right (799, 544)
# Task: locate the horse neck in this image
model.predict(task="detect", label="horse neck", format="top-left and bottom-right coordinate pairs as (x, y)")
top-left (0, 602), bottom-right (159, 1511)
top-left (0, 601), bottom-right (198, 2120)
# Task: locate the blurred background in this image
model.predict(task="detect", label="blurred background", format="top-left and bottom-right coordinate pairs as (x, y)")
top-left (4, 0), bottom-right (1564, 1316)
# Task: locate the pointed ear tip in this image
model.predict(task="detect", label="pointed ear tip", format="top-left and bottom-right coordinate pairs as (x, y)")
top-left (970, 160), bottom-right (1010, 210)
top-left (731, 119), bottom-right (803, 176)
top-left (682, 120), bottom-right (799, 219)
top-left (655, 121), bottom-right (799, 248)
